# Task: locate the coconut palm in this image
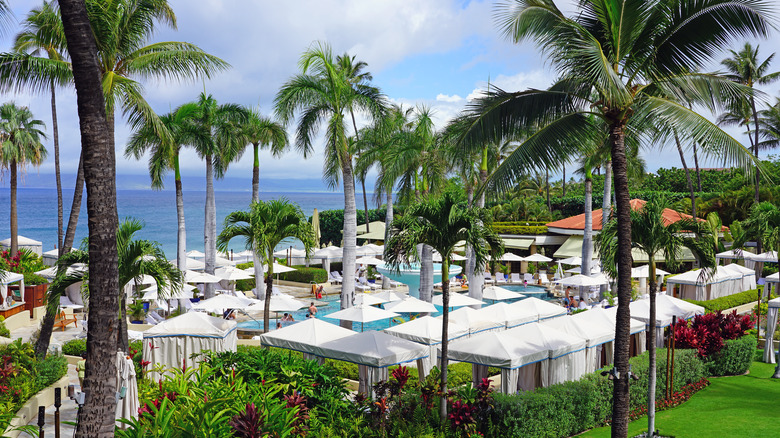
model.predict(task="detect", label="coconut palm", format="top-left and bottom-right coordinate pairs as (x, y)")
top-left (188, 93), bottom-right (249, 298)
top-left (384, 192), bottom-right (503, 422)
top-left (236, 108), bottom-right (289, 202)
top-left (757, 98), bottom-right (780, 152)
top-left (217, 199), bottom-right (315, 332)
top-left (460, 1), bottom-right (770, 434)
top-left (0, 103), bottom-right (47, 255)
top-left (721, 43), bottom-right (780, 205)
top-left (13, 1), bottom-right (68, 253)
top-left (275, 42), bottom-right (386, 322)
top-left (126, 102), bottom-right (200, 270)
top-left (597, 196), bottom-right (715, 435)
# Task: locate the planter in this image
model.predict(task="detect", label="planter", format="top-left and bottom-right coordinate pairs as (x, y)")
top-left (142, 302), bottom-right (150, 312)
top-left (3, 374), bottom-right (70, 438)
top-left (130, 320), bottom-right (144, 324)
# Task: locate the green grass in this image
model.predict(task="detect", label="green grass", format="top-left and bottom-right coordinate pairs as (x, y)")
top-left (581, 359), bottom-right (780, 437)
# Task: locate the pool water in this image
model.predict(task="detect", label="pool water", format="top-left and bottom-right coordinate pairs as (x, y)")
top-left (237, 286), bottom-right (555, 332)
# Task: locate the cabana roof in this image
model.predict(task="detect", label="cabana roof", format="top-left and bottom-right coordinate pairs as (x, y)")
top-left (144, 312), bottom-right (236, 339)
top-left (383, 315), bottom-right (468, 345)
top-left (317, 331), bottom-right (429, 368)
top-left (260, 319), bottom-right (354, 355)
top-left (542, 315), bottom-right (613, 348)
top-left (509, 297), bottom-right (567, 321)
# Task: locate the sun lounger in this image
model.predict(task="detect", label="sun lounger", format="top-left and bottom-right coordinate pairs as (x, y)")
top-left (358, 277), bottom-right (379, 290)
top-left (59, 296), bottom-right (84, 310)
top-left (53, 311), bottom-right (78, 331)
top-left (524, 273), bottom-right (535, 283)
top-left (149, 311), bottom-right (165, 323)
top-left (145, 316), bottom-right (158, 325)
top-left (510, 273), bottom-right (522, 284)
top-left (483, 272), bottom-right (495, 284)
top-left (495, 273), bottom-right (507, 284)
top-left (329, 271), bottom-right (342, 285)
top-left (180, 298), bottom-right (193, 312)
top-left (539, 274), bottom-right (550, 285)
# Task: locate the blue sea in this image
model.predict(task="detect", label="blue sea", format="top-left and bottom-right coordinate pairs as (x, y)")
top-left (0, 188), bottom-right (350, 258)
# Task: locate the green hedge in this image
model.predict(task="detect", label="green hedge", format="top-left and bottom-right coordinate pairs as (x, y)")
top-left (704, 335), bottom-right (756, 376)
top-left (488, 348), bottom-right (705, 437)
top-left (0, 316), bottom-right (9, 338)
top-left (62, 338), bottom-right (87, 356)
top-left (492, 224), bottom-right (549, 234)
top-left (493, 221), bottom-right (549, 227)
top-left (278, 266), bottom-right (327, 284)
top-left (685, 288), bottom-right (763, 313)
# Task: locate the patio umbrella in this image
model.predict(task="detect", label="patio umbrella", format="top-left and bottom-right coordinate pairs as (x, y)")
top-left (186, 250), bottom-right (205, 258)
top-left (215, 266), bottom-right (254, 281)
top-left (171, 257), bottom-right (205, 270)
top-left (554, 274), bottom-right (609, 287)
top-left (192, 294), bottom-right (256, 313)
top-left (482, 286), bottom-right (525, 301)
top-left (355, 256), bottom-right (385, 266)
top-left (325, 304), bottom-right (400, 331)
top-left (313, 246), bottom-right (343, 258)
top-left (356, 245), bottom-right (383, 256)
top-left (499, 253), bottom-right (526, 262)
top-left (141, 283), bottom-right (196, 301)
top-left (384, 296), bottom-right (438, 314)
top-left (115, 351), bottom-right (139, 428)
top-left (432, 251), bottom-right (467, 262)
top-left (184, 270), bottom-right (222, 284)
top-left (558, 256), bottom-right (583, 265)
top-left (432, 292), bottom-right (485, 307)
top-left (354, 293), bottom-right (388, 306)
top-left (374, 290), bottom-right (407, 302)
top-left (523, 253), bottom-right (552, 262)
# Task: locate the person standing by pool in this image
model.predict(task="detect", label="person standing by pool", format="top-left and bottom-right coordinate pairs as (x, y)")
top-left (309, 302), bottom-right (317, 317)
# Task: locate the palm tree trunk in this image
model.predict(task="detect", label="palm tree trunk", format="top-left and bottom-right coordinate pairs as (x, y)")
top-left (251, 167), bottom-right (266, 305)
top-left (264, 265), bottom-right (274, 332)
top-left (692, 143), bottom-right (702, 192)
top-left (362, 177), bottom-right (370, 232)
top-left (647, 259), bottom-right (658, 436)
top-left (609, 123), bottom-right (633, 438)
top-left (602, 161), bottom-right (612, 229)
top-left (204, 155), bottom-right (216, 299)
top-left (35, 308), bottom-right (57, 359)
top-left (252, 143), bottom-right (260, 202)
top-left (51, 81), bottom-right (63, 254)
top-left (117, 293), bottom-right (129, 352)
top-left (581, 173), bottom-right (593, 300)
top-left (175, 152), bottom-right (187, 270)
top-left (341, 157), bottom-right (357, 329)
top-left (382, 189), bottom-right (393, 289)
top-left (751, 96), bottom-right (761, 205)
top-left (465, 185), bottom-right (474, 291)
top-left (419, 245), bottom-right (433, 302)
top-left (545, 165), bottom-right (551, 211)
top-left (562, 163), bottom-right (566, 197)
top-left (674, 134), bottom-right (697, 217)
top-left (59, 1), bottom-right (120, 435)
top-left (62, 152), bottom-right (85, 252)
top-left (10, 160), bottom-right (17, 255)
top-left (468, 165), bottom-right (488, 303)
top-left (439, 260), bottom-right (450, 423)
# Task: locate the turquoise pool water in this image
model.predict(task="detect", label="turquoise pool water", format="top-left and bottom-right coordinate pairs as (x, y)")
top-left (237, 285), bottom-right (554, 332)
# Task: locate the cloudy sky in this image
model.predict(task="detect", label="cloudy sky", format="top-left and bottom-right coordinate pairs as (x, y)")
top-left (3, 0), bottom-right (780, 192)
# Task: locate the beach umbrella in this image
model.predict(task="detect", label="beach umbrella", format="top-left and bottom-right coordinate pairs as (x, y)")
top-left (115, 351), bottom-right (139, 427)
top-left (171, 257), bottom-right (205, 270)
top-left (432, 251), bottom-right (467, 262)
top-left (558, 256), bottom-right (583, 265)
top-left (214, 255), bottom-right (236, 267)
top-left (355, 256), bottom-right (385, 265)
top-left (192, 294), bottom-right (256, 313)
top-left (384, 296), bottom-right (438, 314)
top-left (554, 274), bottom-right (609, 287)
top-left (523, 253), bottom-right (552, 262)
top-left (186, 250), bottom-right (205, 258)
top-left (215, 266), bottom-right (254, 281)
top-left (325, 304), bottom-right (400, 331)
top-left (184, 270), bottom-right (222, 284)
top-left (432, 292), bottom-right (485, 307)
top-left (246, 295), bottom-right (306, 313)
top-left (354, 293), bottom-right (388, 306)
top-left (141, 283), bottom-right (196, 301)
top-left (482, 286), bottom-right (525, 301)
top-left (499, 253), bottom-right (526, 262)
top-left (313, 246), bottom-right (342, 258)
top-left (374, 290), bottom-right (407, 302)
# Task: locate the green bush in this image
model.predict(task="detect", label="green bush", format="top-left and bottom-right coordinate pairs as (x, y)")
top-left (704, 335), bottom-right (756, 376)
top-left (62, 338), bottom-right (87, 356)
top-left (685, 288), bottom-right (763, 313)
top-left (34, 353), bottom-right (68, 389)
top-left (278, 266), bottom-right (327, 284)
top-left (0, 316), bottom-right (9, 338)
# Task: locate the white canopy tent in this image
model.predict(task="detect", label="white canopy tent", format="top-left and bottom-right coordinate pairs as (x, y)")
top-left (764, 297), bottom-right (780, 363)
top-left (259, 319), bottom-right (354, 362)
top-left (721, 263), bottom-right (757, 292)
top-left (0, 235), bottom-right (42, 256)
top-left (354, 293), bottom-right (388, 306)
top-left (384, 315), bottom-right (469, 379)
top-left (443, 307), bottom-right (504, 336)
top-left (478, 302), bottom-right (536, 328)
top-left (324, 304), bottom-right (399, 331)
top-left (432, 292), bottom-right (485, 307)
top-left (0, 272), bottom-right (24, 310)
top-left (482, 286), bottom-right (525, 302)
top-left (143, 312), bottom-right (237, 380)
top-left (630, 294), bottom-right (704, 347)
top-left (509, 297), bottom-right (567, 321)
top-left (666, 268), bottom-right (743, 301)
top-left (766, 272), bottom-right (780, 299)
top-left (542, 315), bottom-right (613, 373)
top-left (317, 331), bottom-right (429, 396)
top-left (600, 306), bottom-right (648, 355)
top-left (383, 296), bottom-right (438, 313)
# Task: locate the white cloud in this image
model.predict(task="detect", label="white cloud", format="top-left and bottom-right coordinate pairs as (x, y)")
top-left (467, 70), bottom-right (552, 100)
top-left (436, 94), bottom-right (463, 103)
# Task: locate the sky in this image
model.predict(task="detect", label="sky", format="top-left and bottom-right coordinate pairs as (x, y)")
top-left (2, 0), bottom-right (780, 192)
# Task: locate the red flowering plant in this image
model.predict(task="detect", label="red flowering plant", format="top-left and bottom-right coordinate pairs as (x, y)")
top-left (673, 311), bottom-right (753, 358)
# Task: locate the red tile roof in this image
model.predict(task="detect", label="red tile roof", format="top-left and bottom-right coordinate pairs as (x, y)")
top-left (546, 199), bottom-right (704, 231)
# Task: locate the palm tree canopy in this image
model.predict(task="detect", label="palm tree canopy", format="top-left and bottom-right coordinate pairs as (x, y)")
top-left (596, 196), bottom-right (716, 277)
top-left (735, 201), bottom-right (780, 254)
top-left (0, 103), bottom-right (47, 166)
top-left (187, 92), bottom-right (249, 177)
top-left (384, 192), bottom-right (504, 271)
top-left (13, 1), bottom-right (68, 65)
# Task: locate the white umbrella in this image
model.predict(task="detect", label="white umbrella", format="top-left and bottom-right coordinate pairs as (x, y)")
top-left (554, 274), bottom-right (609, 287)
top-left (354, 293), bottom-right (388, 306)
top-left (214, 255), bottom-right (236, 267)
top-left (273, 248), bottom-right (308, 258)
top-left (631, 265), bottom-right (671, 278)
top-left (192, 294), bottom-right (256, 312)
top-left (184, 270), bottom-right (222, 284)
top-left (115, 351), bottom-right (139, 427)
top-left (565, 266), bottom-right (602, 274)
top-left (171, 257), bottom-right (205, 270)
top-left (558, 256), bottom-right (583, 265)
top-left (432, 292), bottom-right (485, 307)
top-left (523, 253), bottom-right (552, 262)
top-left (356, 245), bottom-right (383, 256)
top-left (384, 296), bottom-right (438, 313)
top-left (432, 251), bottom-right (467, 262)
top-left (141, 283), bottom-right (197, 300)
top-left (325, 304), bottom-right (400, 331)
top-left (313, 246), bottom-right (342, 258)
top-left (186, 250), bottom-right (205, 258)
top-left (215, 266), bottom-right (254, 281)
top-left (482, 285), bottom-right (526, 301)
top-left (355, 256), bottom-right (385, 266)
top-left (499, 253), bottom-right (526, 262)
top-left (246, 295), bottom-right (306, 313)
top-left (374, 290), bottom-right (407, 302)
top-left (235, 249), bottom-right (254, 257)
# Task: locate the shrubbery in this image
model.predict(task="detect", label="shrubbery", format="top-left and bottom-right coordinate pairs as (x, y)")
top-left (491, 223), bottom-right (549, 234)
top-left (278, 266), bottom-right (327, 284)
top-left (673, 311), bottom-right (753, 358)
top-left (704, 335), bottom-right (756, 376)
top-left (0, 317), bottom-right (9, 338)
top-left (61, 338), bottom-right (87, 356)
top-left (685, 288), bottom-right (764, 313)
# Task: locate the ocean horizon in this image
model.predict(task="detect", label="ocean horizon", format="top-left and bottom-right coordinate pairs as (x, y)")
top-left (0, 187), bottom-right (367, 259)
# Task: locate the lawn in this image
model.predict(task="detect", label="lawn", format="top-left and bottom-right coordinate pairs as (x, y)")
top-left (581, 359), bottom-right (780, 437)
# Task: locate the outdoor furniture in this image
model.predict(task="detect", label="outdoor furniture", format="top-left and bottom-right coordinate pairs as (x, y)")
top-left (524, 273), bottom-right (534, 283)
top-left (495, 273), bottom-right (507, 284)
top-left (510, 273), bottom-right (522, 284)
top-left (358, 277), bottom-right (379, 290)
top-left (483, 272), bottom-right (495, 284)
top-left (329, 272), bottom-right (342, 284)
top-left (539, 274), bottom-right (550, 286)
top-left (53, 310), bottom-right (78, 331)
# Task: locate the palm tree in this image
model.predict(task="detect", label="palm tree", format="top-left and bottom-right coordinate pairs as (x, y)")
top-left (597, 197), bottom-right (715, 435)
top-left (757, 98), bottom-right (780, 152)
top-left (189, 93), bottom-right (248, 298)
top-left (238, 108), bottom-right (289, 202)
top-left (461, 2), bottom-right (770, 434)
top-left (275, 42), bottom-right (386, 323)
top-left (385, 193), bottom-right (502, 422)
top-left (217, 199), bottom-right (315, 332)
top-left (58, 0), bottom-right (120, 434)
top-left (721, 43), bottom-right (779, 205)
top-left (13, 1), bottom-right (68, 253)
top-left (0, 103), bottom-right (47, 255)
top-left (126, 102), bottom-right (200, 271)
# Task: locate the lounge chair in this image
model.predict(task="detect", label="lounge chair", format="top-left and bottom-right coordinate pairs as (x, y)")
top-left (524, 273), bottom-right (535, 284)
top-left (59, 295), bottom-right (84, 310)
top-left (145, 316), bottom-right (158, 325)
top-left (329, 271), bottom-right (342, 285)
top-left (510, 273), bottom-right (522, 284)
top-left (539, 274), bottom-right (550, 286)
top-left (495, 273), bottom-right (507, 284)
top-left (358, 277), bottom-right (379, 290)
top-left (148, 311), bottom-right (165, 323)
top-left (483, 272), bottom-right (495, 284)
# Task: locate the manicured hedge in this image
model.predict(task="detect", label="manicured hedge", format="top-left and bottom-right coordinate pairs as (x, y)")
top-left (704, 335), bottom-right (756, 376)
top-left (685, 288), bottom-right (763, 313)
top-left (278, 266), bottom-right (328, 284)
top-left (492, 224), bottom-right (549, 234)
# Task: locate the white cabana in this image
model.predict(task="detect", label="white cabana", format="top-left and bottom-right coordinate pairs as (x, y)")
top-left (721, 263), bottom-right (757, 291)
top-left (245, 295), bottom-right (306, 313)
top-left (354, 293), bottom-right (388, 306)
top-left (482, 286), bottom-right (525, 302)
top-left (554, 274), bottom-right (609, 287)
top-left (384, 315), bottom-right (469, 379)
top-left (183, 270), bottom-right (222, 284)
top-left (766, 272), bottom-right (780, 299)
top-left (191, 294), bottom-right (255, 313)
top-left (506, 323), bottom-right (587, 390)
top-left (143, 312), bottom-right (237, 380)
top-left (318, 331), bottom-right (429, 396)
top-left (0, 272), bottom-right (24, 310)
top-left (630, 295), bottom-right (704, 348)
top-left (600, 306), bottom-right (648, 356)
top-left (325, 304), bottom-right (399, 331)
top-left (509, 297), bottom-right (567, 321)
top-left (432, 292), bottom-right (484, 307)
top-left (656, 293), bottom-right (705, 320)
top-left (558, 256), bottom-right (583, 265)
top-left (170, 257), bottom-right (205, 271)
top-left (716, 249), bottom-right (755, 262)
top-left (0, 235), bottom-right (42, 256)
top-left (384, 296), bottom-right (438, 313)
top-left (260, 319), bottom-right (354, 362)
top-left (524, 254), bottom-right (552, 262)
top-left (764, 297), bottom-right (780, 363)
top-left (666, 268), bottom-right (743, 301)
top-left (542, 315), bottom-right (613, 374)
top-left (478, 302), bottom-right (536, 328)
top-left (443, 307), bottom-right (504, 336)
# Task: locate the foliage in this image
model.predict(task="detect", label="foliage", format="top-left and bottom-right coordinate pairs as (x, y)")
top-left (0, 249), bottom-right (47, 285)
top-left (673, 312), bottom-right (754, 358)
top-left (685, 287), bottom-right (764, 313)
top-left (491, 223), bottom-right (548, 235)
top-left (33, 353), bottom-right (67, 390)
top-left (278, 266), bottom-right (327, 284)
top-left (704, 335), bottom-right (756, 376)
top-left (0, 317), bottom-right (9, 338)
top-left (317, 207), bottom-right (387, 246)
top-left (61, 338), bottom-right (87, 356)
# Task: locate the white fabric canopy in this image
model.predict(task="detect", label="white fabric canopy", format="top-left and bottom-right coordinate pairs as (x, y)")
top-left (543, 315), bottom-right (613, 373)
top-left (666, 268), bottom-right (743, 301)
top-left (482, 286), bottom-right (525, 301)
top-left (558, 256), bottom-right (583, 265)
top-left (554, 274), bottom-right (609, 287)
top-left (509, 297), bottom-right (567, 321)
top-left (753, 251), bottom-right (779, 263)
top-left (0, 272), bottom-right (24, 310)
top-left (115, 351), bottom-right (139, 428)
top-left (313, 246), bottom-right (342, 259)
top-left (384, 296), bottom-right (438, 313)
top-left (631, 265), bottom-right (671, 278)
top-left (478, 302), bottom-right (536, 328)
top-left (374, 290), bottom-right (407, 302)
top-left (184, 270), bottom-right (222, 284)
top-left (764, 297), bottom-right (780, 363)
top-left (524, 253), bottom-right (552, 262)
top-left (443, 307), bottom-right (504, 336)
top-left (721, 263), bottom-right (757, 291)
top-left (260, 319), bottom-right (355, 357)
top-left (245, 295), bottom-right (306, 313)
top-left (325, 304), bottom-right (399, 324)
top-left (716, 249), bottom-right (755, 260)
top-left (499, 253), bottom-right (526, 262)
top-left (354, 293), bottom-right (388, 306)
top-left (432, 292), bottom-right (484, 307)
top-left (355, 256), bottom-right (385, 266)
top-left (215, 266), bottom-right (254, 281)
top-left (384, 315), bottom-right (469, 379)
top-left (191, 294), bottom-right (255, 312)
top-left (143, 313), bottom-right (237, 380)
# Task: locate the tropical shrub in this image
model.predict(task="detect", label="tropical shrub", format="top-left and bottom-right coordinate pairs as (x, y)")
top-left (685, 288), bottom-right (765, 313)
top-left (491, 223), bottom-right (548, 234)
top-left (673, 311), bottom-right (754, 358)
top-left (704, 335), bottom-right (756, 376)
top-left (278, 266), bottom-right (327, 284)
top-left (0, 249), bottom-right (47, 285)
top-left (318, 208), bottom-right (388, 246)
top-left (0, 317), bottom-right (9, 338)
top-left (61, 338), bottom-right (87, 356)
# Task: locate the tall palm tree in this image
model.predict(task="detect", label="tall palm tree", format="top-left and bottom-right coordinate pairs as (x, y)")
top-left (757, 98), bottom-right (780, 152)
top-left (238, 108), bottom-right (289, 202)
top-left (275, 42), bottom-right (386, 323)
top-left (461, 2), bottom-right (770, 434)
top-left (189, 93), bottom-right (248, 298)
top-left (126, 102), bottom-right (200, 271)
top-left (721, 43), bottom-right (780, 205)
top-left (217, 199), bottom-right (315, 332)
top-left (385, 192), bottom-right (503, 422)
top-left (13, 1), bottom-right (68, 253)
top-left (0, 103), bottom-right (47, 255)
top-left (597, 197), bottom-right (715, 435)
top-left (58, 0), bottom-right (120, 434)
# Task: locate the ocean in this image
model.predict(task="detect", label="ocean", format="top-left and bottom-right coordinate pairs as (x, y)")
top-left (0, 188), bottom-right (351, 258)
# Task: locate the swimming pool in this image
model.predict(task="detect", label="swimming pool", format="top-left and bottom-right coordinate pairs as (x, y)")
top-left (237, 286), bottom-right (555, 332)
